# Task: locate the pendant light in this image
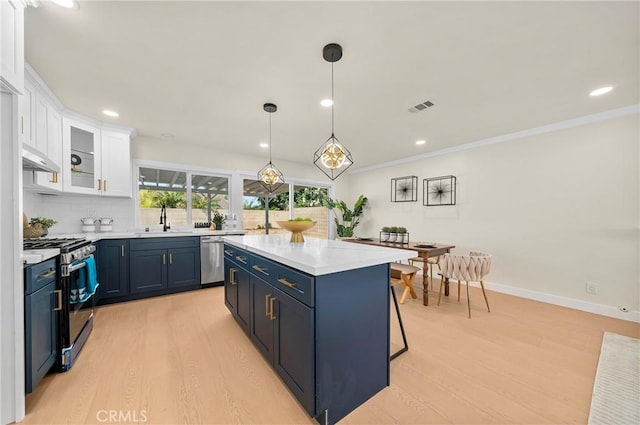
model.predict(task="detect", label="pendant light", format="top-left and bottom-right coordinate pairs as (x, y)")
top-left (313, 43), bottom-right (353, 180)
top-left (258, 103), bottom-right (285, 193)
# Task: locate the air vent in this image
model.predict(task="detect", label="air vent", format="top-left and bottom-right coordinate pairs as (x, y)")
top-left (409, 99), bottom-right (436, 113)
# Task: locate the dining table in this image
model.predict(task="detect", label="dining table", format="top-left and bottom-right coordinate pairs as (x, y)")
top-left (343, 238), bottom-right (455, 306)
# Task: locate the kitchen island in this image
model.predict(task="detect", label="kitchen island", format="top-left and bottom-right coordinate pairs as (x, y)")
top-left (222, 234), bottom-right (417, 425)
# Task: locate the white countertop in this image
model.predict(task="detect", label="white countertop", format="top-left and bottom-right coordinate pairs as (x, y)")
top-left (222, 234), bottom-right (418, 276)
top-left (46, 229), bottom-right (246, 241)
top-left (22, 248), bottom-right (60, 265)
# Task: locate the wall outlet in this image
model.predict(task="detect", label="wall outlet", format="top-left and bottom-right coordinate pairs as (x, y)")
top-left (586, 281), bottom-right (598, 295)
top-left (619, 306), bottom-right (629, 313)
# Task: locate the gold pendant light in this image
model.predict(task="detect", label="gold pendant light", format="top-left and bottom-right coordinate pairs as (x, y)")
top-left (258, 103), bottom-right (285, 193)
top-left (313, 43), bottom-right (353, 180)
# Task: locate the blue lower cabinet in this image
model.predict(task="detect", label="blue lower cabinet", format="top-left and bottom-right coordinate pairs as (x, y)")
top-left (167, 247), bottom-right (200, 288)
top-left (97, 239), bottom-right (129, 300)
top-left (224, 258), bottom-right (250, 335)
top-left (130, 249), bottom-right (168, 293)
top-left (250, 275), bottom-right (275, 358)
top-left (25, 279), bottom-right (58, 393)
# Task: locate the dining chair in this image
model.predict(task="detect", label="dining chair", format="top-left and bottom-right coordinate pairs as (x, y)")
top-left (409, 255), bottom-right (441, 290)
top-left (438, 251), bottom-right (492, 318)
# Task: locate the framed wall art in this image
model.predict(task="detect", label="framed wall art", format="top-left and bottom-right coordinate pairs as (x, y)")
top-left (423, 175), bottom-right (456, 206)
top-left (391, 176), bottom-right (418, 202)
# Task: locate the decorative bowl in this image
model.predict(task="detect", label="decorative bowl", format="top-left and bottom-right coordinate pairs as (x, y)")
top-left (277, 221), bottom-right (316, 243)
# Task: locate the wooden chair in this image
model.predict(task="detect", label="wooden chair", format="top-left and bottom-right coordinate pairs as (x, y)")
top-left (439, 251), bottom-right (492, 318)
top-left (390, 263), bottom-right (421, 304)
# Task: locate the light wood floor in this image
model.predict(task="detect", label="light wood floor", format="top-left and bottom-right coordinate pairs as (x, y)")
top-left (22, 283), bottom-right (639, 424)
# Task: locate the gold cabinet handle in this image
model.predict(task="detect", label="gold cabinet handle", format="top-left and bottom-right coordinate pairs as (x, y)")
top-left (230, 268), bottom-right (237, 285)
top-left (163, 253), bottom-right (166, 265)
top-left (235, 255), bottom-right (247, 264)
top-left (97, 179), bottom-right (102, 191)
top-left (55, 172), bottom-right (59, 183)
top-left (269, 296), bottom-right (276, 320)
top-left (49, 172), bottom-right (57, 183)
top-left (37, 269), bottom-right (56, 279)
top-left (121, 244), bottom-right (125, 257)
top-left (278, 278), bottom-right (297, 289)
top-left (224, 249), bottom-right (233, 256)
top-left (265, 294), bottom-right (271, 317)
top-left (103, 180), bottom-right (107, 192)
top-left (53, 290), bottom-right (62, 311)
top-left (252, 264), bottom-right (269, 275)
top-left (169, 253), bottom-right (173, 264)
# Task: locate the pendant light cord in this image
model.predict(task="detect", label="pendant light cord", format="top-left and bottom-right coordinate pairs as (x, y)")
top-left (269, 112), bottom-right (273, 163)
top-left (331, 61), bottom-right (335, 135)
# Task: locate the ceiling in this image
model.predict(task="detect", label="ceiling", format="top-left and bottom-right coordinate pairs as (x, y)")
top-left (25, 1), bottom-right (639, 171)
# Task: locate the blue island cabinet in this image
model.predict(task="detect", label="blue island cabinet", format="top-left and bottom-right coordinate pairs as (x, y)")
top-left (223, 245), bottom-right (251, 335)
top-left (223, 243), bottom-right (390, 425)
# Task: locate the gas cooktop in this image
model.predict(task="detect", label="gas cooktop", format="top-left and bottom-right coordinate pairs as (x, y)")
top-left (23, 238), bottom-right (89, 251)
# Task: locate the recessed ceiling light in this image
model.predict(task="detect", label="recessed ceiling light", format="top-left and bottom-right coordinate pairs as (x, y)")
top-left (415, 140), bottom-right (426, 145)
top-left (320, 99), bottom-right (333, 107)
top-left (260, 142), bottom-right (269, 148)
top-left (51, 0), bottom-right (78, 9)
top-left (589, 86), bottom-right (613, 97)
top-left (102, 109), bottom-right (119, 117)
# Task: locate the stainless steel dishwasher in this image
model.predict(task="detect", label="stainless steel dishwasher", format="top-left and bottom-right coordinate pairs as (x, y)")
top-left (200, 235), bottom-right (224, 285)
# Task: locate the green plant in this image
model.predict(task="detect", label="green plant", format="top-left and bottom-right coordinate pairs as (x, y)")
top-left (389, 226), bottom-right (399, 233)
top-left (289, 217), bottom-right (313, 222)
top-left (397, 227), bottom-right (407, 233)
top-left (212, 210), bottom-right (225, 225)
top-left (381, 226), bottom-right (390, 232)
top-left (320, 194), bottom-right (368, 238)
top-left (29, 217), bottom-right (57, 229)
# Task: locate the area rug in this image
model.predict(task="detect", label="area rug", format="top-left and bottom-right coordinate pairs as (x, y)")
top-left (587, 332), bottom-right (640, 425)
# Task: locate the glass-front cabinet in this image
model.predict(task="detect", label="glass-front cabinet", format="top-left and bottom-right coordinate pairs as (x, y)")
top-left (62, 117), bottom-right (132, 197)
top-left (62, 118), bottom-right (101, 195)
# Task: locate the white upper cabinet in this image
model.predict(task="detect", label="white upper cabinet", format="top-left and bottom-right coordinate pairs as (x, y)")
top-left (19, 77), bottom-right (35, 147)
top-left (0, 0), bottom-right (25, 94)
top-left (33, 94), bottom-right (62, 191)
top-left (62, 117), bottom-right (132, 197)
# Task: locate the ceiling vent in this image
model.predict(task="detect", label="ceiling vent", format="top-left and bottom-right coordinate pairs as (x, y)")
top-left (409, 99), bottom-right (436, 113)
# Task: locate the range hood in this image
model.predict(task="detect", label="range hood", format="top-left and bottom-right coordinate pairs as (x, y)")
top-left (22, 144), bottom-right (60, 173)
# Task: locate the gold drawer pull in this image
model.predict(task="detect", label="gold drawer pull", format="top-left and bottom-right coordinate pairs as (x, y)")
top-left (230, 268), bottom-right (237, 285)
top-left (278, 278), bottom-right (297, 289)
top-left (265, 294), bottom-right (271, 317)
top-left (269, 296), bottom-right (276, 320)
top-left (224, 250), bottom-right (233, 256)
top-left (252, 264), bottom-right (269, 275)
top-left (37, 269), bottom-right (56, 279)
top-left (235, 256), bottom-right (247, 264)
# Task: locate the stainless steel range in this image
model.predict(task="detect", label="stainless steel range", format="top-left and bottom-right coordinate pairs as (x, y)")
top-left (24, 237), bottom-right (97, 371)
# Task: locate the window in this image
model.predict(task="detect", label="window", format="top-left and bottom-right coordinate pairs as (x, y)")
top-left (137, 166), bottom-right (229, 229)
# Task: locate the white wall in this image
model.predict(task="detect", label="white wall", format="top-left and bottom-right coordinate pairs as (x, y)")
top-left (347, 114), bottom-right (639, 316)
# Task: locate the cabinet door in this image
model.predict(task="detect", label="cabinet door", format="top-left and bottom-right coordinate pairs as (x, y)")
top-left (100, 130), bottom-right (131, 197)
top-left (25, 280), bottom-right (58, 393)
top-left (236, 266), bottom-right (251, 334)
top-left (250, 275), bottom-right (274, 359)
top-left (167, 247), bottom-right (200, 288)
top-left (97, 240), bottom-right (129, 300)
top-left (273, 288), bottom-right (315, 414)
top-left (130, 249), bottom-right (167, 293)
top-left (19, 78), bottom-right (35, 147)
top-left (224, 260), bottom-right (238, 312)
top-left (34, 95), bottom-right (62, 191)
top-left (62, 117), bottom-right (102, 195)
top-left (0, 0), bottom-right (24, 94)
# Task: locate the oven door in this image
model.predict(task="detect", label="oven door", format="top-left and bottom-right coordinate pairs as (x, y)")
top-left (59, 256), bottom-right (96, 367)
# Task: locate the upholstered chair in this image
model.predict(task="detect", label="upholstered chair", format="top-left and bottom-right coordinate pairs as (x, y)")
top-left (439, 251), bottom-right (492, 318)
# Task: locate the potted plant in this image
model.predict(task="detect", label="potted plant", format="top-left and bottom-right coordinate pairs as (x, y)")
top-left (212, 211), bottom-right (225, 230)
top-left (388, 226), bottom-right (398, 243)
top-left (380, 226), bottom-right (391, 242)
top-left (397, 227), bottom-right (409, 244)
top-left (29, 217), bottom-right (57, 236)
top-left (320, 194), bottom-right (368, 239)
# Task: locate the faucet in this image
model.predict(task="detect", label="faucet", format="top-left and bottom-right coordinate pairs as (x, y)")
top-left (159, 204), bottom-right (170, 232)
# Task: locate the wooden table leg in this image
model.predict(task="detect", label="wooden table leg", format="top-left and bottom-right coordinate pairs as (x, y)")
top-left (444, 277), bottom-right (450, 296)
top-left (422, 264), bottom-right (429, 306)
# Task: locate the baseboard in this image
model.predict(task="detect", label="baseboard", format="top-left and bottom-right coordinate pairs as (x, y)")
top-left (417, 272), bottom-right (640, 323)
